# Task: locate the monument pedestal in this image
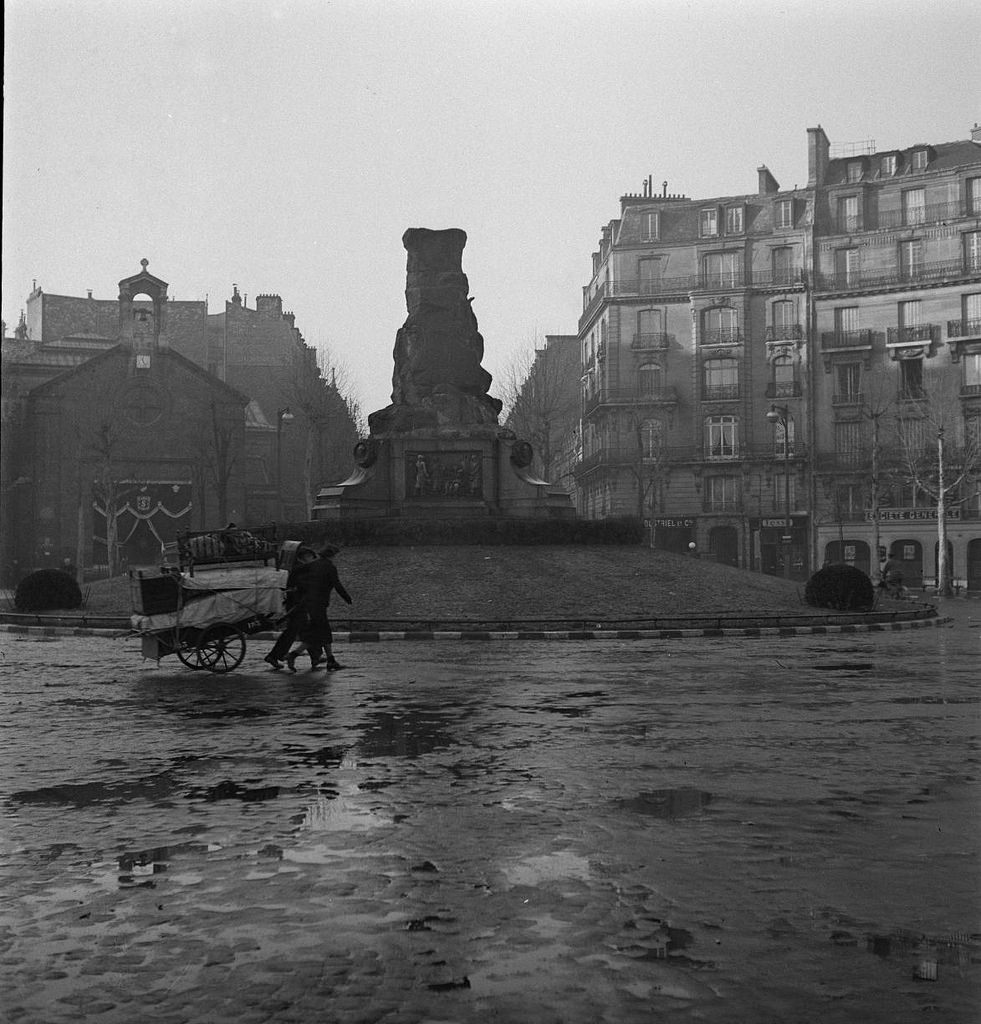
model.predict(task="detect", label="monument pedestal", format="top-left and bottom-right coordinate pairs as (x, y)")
top-left (314, 227), bottom-right (575, 523)
top-left (312, 431), bottom-right (573, 521)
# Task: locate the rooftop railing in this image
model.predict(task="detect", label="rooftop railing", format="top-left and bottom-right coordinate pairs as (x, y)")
top-left (816, 257), bottom-right (978, 292)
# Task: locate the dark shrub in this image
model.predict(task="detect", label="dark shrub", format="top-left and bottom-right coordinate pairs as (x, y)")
top-left (14, 569), bottom-right (83, 612)
top-left (804, 563), bottom-right (874, 612)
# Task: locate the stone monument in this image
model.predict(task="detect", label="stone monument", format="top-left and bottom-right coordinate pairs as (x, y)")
top-left (312, 228), bottom-right (573, 520)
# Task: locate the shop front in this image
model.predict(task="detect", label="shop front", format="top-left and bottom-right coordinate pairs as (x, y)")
top-left (649, 516), bottom-right (697, 554)
top-left (754, 516), bottom-right (809, 579)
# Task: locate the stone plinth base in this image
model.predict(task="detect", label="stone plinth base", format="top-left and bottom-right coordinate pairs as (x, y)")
top-left (312, 432), bottom-right (574, 521)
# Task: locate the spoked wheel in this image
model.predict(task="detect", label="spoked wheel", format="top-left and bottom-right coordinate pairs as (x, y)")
top-left (176, 643), bottom-right (205, 670)
top-left (196, 624), bottom-right (246, 674)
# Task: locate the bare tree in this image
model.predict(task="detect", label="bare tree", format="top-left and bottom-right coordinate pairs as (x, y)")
top-left (288, 344), bottom-right (362, 517)
top-left (500, 334), bottom-right (579, 484)
top-left (89, 421), bottom-right (141, 577)
top-left (192, 400), bottom-right (238, 526)
top-left (892, 368), bottom-right (980, 595)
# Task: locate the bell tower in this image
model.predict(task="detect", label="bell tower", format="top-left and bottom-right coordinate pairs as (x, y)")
top-left (118, 258), bottom-right (169, 369)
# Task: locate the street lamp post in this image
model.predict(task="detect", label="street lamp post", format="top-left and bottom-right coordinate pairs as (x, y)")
top-left (766, 404), bottom-right (792, 579)
top-left (276, 407), bottom-right (294, 519)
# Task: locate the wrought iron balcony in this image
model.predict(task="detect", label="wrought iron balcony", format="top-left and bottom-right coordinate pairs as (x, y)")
top-left (744, 441), bottom-right (809, 459)
top-left (960, 383), bottom-right (981, 398)
top-left (832, 391), bottom-right (865, 406)
top-left (700, 327), bottom-right (742, 346)
top-left (701, 384), bottom-right (740, 401)
top-left (820, 329), bottom-right (874, 350)
top-left (765, 380), bottom-right (802, 399)
top-left (832, 214), bottom-right (864, 233)
top-left (948, 317), bottom-right (981, 340)
top-left (630, 332), bottom-right (671, 352)
top-left (897, 387), bottom-right (927, 402)
top-left (582, 386), bottom-right (679, 417)
top-left (815, 257), bottom-right (979, 293)
top-left (874, 199), bottom-right (966, 230)
top-left (751, 268), bottom-right (805, 289)
top-left (764, 324), bottom-right (803, 342)
top-left (887, 324), bottom-right (938, 346)
top-left (696, 271), bottom-right (746, 291)
top-left (612, 275), bottom-right (697, 298)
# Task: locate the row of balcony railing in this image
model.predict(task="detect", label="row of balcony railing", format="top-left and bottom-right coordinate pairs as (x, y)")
top-left (575, 443), bottom-right (811, 476)
top-left (830, 198), bottom-right (977, 234)
top-left (815, 256), bottom-right (981, 293)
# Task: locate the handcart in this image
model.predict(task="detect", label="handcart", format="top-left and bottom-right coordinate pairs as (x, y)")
top-left (130, 535), bottom-right (300, 673)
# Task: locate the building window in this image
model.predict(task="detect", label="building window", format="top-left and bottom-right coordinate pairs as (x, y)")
top-left (965, 353), bottom-right (981, 388)
top-left (847, 160), bottom-right (863, 182)
top-left (899, 239), bottom-right (922, 281)
top-left (900, 358), bottom-right (924, 400)
top-left (835, 305), bottom-right (860, 339)
top-left (835, 421), bottom-right (867, 465)
top-left (700, 208), bottom-right (719, 237)
top-left (638, 362), bottom-right (664, 397)
top-left (772, 356), bottom-right (796, 398)
top-left (902, 188), bottom-right (926, 226)
top-left (881, 154), bottom-right (897, 176)
top-left (702, 306), bottom-right (738, 345)
top-left (135, 353), bottom-right (151, 370)
top-left (897, 416), bottom-right (926, 452)
top-left (969, 178), bottom-right (981, 217)
top-left (772, 412), bottom-right (795, 455)
top-left (837, 195), bottom-right (860, 232)
top-left (836, 362), bottom-right (862, 402)
top-left (773, 472), bottom-right (797, 510)
top-left (637, 308), bottom-right (663, 343)
top-left (703, 358), bottom-right (739, 400)
top-left (835, 247), bottom-right (860, 286)
top-left (639, 257), bottom-right (663, 293)
top-left (835, 483), bottom-right (865, 518)
top-left (964, 293), bottom-right (981, 334)
top-left (641, 211), bottom-right (660, 241)
top-left (704, 474), bottom-right (738, 512)
top-left (911, 149), bottom-right (928, 172)
top-left (725, 205), bottom-right (744, 234)
top-left (702, 252), bottom-right (739, 288)
top-left (775, 199), bottom-right (794, 229)
top-left (899, 299), bottom-right (921, 331)
top-left (965, 231), bottom-right (981, 271)
top-left (771, 299), bottom-right (796, 338)
top-left (705, 415), bottom-right (738, 458)
top-left (640, 419), bottom-right (664, 459)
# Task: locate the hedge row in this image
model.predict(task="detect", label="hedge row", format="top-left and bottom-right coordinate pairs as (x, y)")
top-left (273, 516), bottom-right (646, 548)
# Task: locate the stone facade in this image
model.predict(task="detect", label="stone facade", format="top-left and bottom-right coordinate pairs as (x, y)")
top-left (576, 124), bottom-right (981, 587)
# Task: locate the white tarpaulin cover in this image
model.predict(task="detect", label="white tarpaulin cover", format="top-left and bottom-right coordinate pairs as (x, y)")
top-left (131, 566), bottom-right (287, 633)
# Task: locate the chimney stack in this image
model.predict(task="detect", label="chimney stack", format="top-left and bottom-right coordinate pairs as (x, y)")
top-left (807, 125), bottom-right (831, 186)
top-left (757, 165), bottom-right (780, 195)
top-left (972, 122), bottom-right (981, 145)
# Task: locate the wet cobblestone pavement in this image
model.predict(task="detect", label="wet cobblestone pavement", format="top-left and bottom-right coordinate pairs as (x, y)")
top-left (1, 601), bottom-right (979, 1023)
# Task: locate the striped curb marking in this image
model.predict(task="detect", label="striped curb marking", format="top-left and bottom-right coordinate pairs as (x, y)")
top-left (0, 618), bottom-right (954, 642)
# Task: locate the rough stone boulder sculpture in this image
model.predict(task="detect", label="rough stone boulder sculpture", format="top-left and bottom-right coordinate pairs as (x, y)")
top-left (367, 228), bottom-right (503, 435)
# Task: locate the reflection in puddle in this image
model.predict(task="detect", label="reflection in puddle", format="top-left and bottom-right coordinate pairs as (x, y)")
top-left (503, 850), bottom-right (592, 886)
top-left (616, 788), bottom-right (712, 819)
top-left (10, 774), bottom-right (178, 806)
top-left (358, 710), bottom-right (458, 757)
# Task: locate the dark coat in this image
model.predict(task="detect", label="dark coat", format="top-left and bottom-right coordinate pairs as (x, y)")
top-left (291, 556), bottom-right (352, 612)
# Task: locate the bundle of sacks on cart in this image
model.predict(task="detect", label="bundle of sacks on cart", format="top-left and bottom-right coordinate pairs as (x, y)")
top-left (184, 527), bottom-right (272, 562)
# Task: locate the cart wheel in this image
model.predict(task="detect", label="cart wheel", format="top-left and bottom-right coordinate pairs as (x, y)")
top-left (196, 624), bottom-right (246, 674)
top-left (176, 645), bottom-right (205, 670)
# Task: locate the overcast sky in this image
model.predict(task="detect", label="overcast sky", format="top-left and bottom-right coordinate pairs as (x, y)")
top-left (3, 0), bottom-right (979, 420)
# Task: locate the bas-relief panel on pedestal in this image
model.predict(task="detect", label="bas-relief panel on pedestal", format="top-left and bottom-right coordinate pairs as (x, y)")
top-left (407, 451), bottom-right (483, 499)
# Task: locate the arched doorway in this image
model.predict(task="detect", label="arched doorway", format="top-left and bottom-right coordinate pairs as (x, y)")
top-left (709, 525), bottom-right (739, 567)
top-left (889, 539), bottom-right (923, 587)
top-left (967, 539), bottom-right (981, 591)
top-left (824, 540), bottom-right (871, 576)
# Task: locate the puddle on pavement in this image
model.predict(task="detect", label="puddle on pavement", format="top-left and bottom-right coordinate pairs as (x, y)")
top-left (811, 662), bottom-right (875, 672)
top-left (616, 788), bottom-right (712, 819)
top-left (10, 773), bottom-right (179, 806)
top-left (357, 710), bottom-right (458, 757)
top-left (185, 779), bottom-right (281, 802)
top-left (503, 850), bottom-right (592, 886)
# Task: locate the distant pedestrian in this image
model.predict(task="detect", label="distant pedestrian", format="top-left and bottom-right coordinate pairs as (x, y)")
top-left (263, 545), bottom-right (319, 669)
top-left (285, 545), bottom-right (352, 672)
top-left (879, 555), bottom-right (904, 597)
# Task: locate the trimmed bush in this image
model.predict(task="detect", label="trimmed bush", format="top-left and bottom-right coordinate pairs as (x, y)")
top-left (14, 569), bottom-right (83, 612)
top-left (803, 563), bottom-right (874, 612)
top-left (276, 516), bottom-right (646, 548)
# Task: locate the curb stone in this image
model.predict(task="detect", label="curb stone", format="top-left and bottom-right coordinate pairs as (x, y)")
top-left (0, 617), bottom-right (955, 642)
